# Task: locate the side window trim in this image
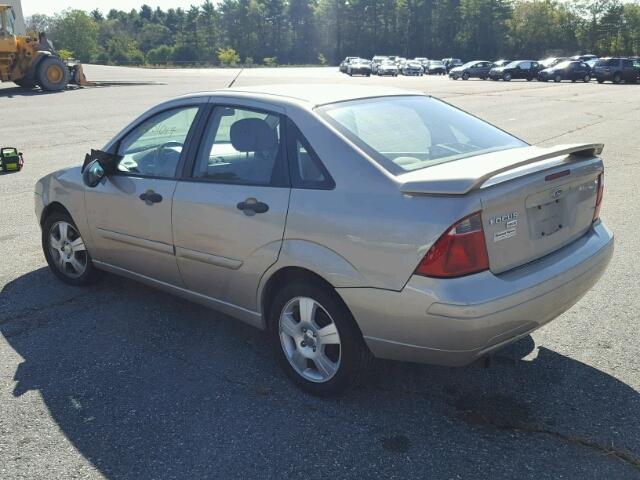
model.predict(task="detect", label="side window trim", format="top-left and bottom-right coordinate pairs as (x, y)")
top-left (112, 104), bottom-right (207, 181)
top-left (285, 118), bottom-right (335, 191)
top-left (183, 104), bottom-right (291, 188)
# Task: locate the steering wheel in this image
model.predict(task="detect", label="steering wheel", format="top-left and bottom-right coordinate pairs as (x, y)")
top-left (153, 141), bottom-right (184, 173)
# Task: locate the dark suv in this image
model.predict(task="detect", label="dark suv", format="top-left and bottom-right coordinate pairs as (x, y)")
top-left (489, 60), bottom-right (541, 81)
top-left (593, 58), bottom-right (639, 84)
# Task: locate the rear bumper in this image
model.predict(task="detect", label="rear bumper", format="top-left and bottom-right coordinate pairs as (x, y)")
top-left (338, 222), bottom-right (614, 366)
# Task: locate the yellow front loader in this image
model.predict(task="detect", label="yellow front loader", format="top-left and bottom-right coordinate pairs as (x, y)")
top-left (0, 4), bottom-right (88, 91)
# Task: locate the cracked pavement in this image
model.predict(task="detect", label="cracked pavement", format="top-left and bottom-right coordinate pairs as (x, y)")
top-left (1, 66), bottom-right (639, 479)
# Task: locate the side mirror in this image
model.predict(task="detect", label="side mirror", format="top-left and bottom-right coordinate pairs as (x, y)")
top-left (83, 160), bottom-right (106, 188)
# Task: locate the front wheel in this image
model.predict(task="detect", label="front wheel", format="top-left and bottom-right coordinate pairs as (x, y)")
top-left (503, 73), bottom-right (512, 81)
top-left (269, 281), bottom-right (372, 396)
top-left (555, 75), bottom-right (562, 83)
top-left (583, 75), bottom-right (591, 83)
top-left (613, 73), bottom-right (622, 84)
top-left (42, 211), bottom-right (100, 286)
top-left (37, 56), bottom-right (71, 92)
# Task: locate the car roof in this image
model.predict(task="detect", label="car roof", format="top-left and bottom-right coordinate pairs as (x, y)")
top-left (192, 84), bottom-right (425, 108)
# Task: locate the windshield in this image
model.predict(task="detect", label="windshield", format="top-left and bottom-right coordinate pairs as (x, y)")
top-left (462, 61), bottom-right (478, 68)
top-left (505, 61), bottom-right (520, 68)
top-left (318, 96), bottom-right (526, 175)
top-left (431, 61), bottom-right (444, 66)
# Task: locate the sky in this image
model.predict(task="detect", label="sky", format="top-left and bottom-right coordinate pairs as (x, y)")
top-left (22, 1), bottom-right (201, 16)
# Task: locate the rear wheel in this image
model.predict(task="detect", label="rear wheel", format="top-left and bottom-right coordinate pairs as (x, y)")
top-left (42, 211), bottom-right (100, 286)
top-left (613, 73), bottom-right (622, 84)
top-left (597, 78), bottom-right (604, 84)
top-left (583, 74), bottom-right (591, 83)
top-left (37, 57), bottom-right (70, 92)
top-left (269, 281), bottom-right (372, 396)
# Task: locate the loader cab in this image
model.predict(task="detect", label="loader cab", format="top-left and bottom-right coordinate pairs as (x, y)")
top-left (0, 5), bottom-right (18, 55)
top-left (0, 5), bottom-right (16, 37)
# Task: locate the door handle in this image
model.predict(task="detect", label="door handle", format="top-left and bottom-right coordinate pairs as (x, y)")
top-left (237, 197), bottom-right (269, 216)
top-left (139, 190), bottom-right (163, 205)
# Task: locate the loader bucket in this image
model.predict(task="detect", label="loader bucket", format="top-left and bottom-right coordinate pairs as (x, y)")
top-left (70, 64), bottom-right (92, 86)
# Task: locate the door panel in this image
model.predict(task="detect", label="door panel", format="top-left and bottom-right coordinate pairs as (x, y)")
top-left (84, 104), bottom-right (203, 286)
top-left (172, 105), bottom-right (290, 312)
top-left (86, 176), bottom-right (182, 285)
top-left (172, 182), bottom-right (289, 311)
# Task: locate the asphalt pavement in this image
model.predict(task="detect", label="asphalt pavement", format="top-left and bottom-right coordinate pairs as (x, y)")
top-left (0, 66), bottom-right (639, 479)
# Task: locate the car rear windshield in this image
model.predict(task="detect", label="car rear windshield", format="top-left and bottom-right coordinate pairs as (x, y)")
top-left (318, 96), bottom-right (526, 174)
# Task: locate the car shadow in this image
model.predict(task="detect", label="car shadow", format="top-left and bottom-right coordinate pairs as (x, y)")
top-left (1, 267), bottom-right (639, 478)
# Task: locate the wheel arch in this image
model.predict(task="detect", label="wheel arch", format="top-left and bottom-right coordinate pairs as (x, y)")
top-left (260, 266), bottom-right (366, 341)
top-left (40, 201), bottom-right (72, 226)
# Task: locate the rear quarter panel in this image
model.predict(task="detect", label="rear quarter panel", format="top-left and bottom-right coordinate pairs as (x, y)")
top-left (279, 105), bottom-right (482, 291)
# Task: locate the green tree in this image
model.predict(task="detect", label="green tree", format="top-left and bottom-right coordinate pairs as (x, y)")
top-left (50, 10), bottom-right (99, 62)
top-left (147, 45), bottom-right (174, 64)
top-left (218, 47), bottom-right (241, 65)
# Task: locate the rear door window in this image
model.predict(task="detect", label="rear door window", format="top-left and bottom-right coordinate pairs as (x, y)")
top-left (192, 106), bottom-right (287, 187)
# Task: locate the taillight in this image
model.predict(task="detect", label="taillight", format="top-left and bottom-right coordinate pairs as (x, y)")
top-left (594, 172), bottom-right (604, 221)
top-left (416, 212), bottom-right (490, 278)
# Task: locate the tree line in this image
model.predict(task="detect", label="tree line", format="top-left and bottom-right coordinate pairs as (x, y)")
top-left (26, 0), bottom-right (640, 67)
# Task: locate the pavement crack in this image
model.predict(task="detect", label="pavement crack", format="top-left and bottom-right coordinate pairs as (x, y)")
top-left (458, 410), bottom-right (640, 472)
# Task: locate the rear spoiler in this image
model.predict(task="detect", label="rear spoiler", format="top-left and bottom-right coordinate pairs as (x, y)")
top-left (398, 143), bottom-right (604, 195)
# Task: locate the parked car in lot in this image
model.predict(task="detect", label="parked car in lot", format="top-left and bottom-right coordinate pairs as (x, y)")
top-left (346, 58), bottom-right (372, 77)
top-left (371, 56), bottom-right (388, 74)
top-left (339, 57), bottom-right (357, 73)
top-left (449, 60), bottom-right (493, 80)
top-left (36, 85), bottom-right (613, 396)
top-left (538, 60), bottom-right (592, 83)
top-left (443, 58), bottom-right (463, 72)
top-left (401, 60), bottom-right (424, 76)
top-left (489, 60), bottom-right (541, 81)
top-left (593, 57), bottom-right (639, 84)
top-left (377, 60), bottom-right (399, 76)
top-left (427, 60), bottom-right (447, 75)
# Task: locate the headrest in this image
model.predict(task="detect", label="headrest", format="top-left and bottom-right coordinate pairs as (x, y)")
top-left (230, 118), bottom-right (278, 153)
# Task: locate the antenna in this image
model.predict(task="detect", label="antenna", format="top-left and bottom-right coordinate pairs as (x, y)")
top-left (228, 67), bottom-right (244, 88)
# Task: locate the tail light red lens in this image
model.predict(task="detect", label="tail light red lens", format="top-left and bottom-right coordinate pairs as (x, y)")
top-left (415, 212), bottom-right (490, 278)
top-left (594, 172), bottom-right (604, 221)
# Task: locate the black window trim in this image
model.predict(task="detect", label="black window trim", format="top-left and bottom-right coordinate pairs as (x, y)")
top-left (180, 103), bottom-right (291, 189)
top-left (108, 104), bottom-right (208, 181)
top-left (285, 117), bottom-right (335, 191)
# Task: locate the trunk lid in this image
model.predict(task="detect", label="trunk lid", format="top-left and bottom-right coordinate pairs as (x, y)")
top-left (398, 144), bottom-right (603, 274)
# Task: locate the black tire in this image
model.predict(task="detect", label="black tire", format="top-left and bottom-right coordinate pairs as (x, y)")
top-left (526, 77), bottom-right (533, 82)
top-left (14, 79), bottom-right (36, 88)
top-left (554, 75), bottom-right (562, 83)
top-left (268, 280), bottom-right (372, 396)
top-left (37, 56), bottom-right (70, 92)
top-left (503, 73), bottom-right (511, 81)
top-left (613, 73), bottom-right (622, 84)
top-left (42, 211), bottom-right (100, 286)
top-left (597, 78), bottom-right (604, 84)
top-left (583, 75), bottom-right (591, 83)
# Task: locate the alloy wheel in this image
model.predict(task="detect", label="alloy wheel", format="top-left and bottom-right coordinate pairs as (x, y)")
top-left (48, 221), bottom-right (88, 278)
top-left (279, 296), bottom-right (341, 383)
